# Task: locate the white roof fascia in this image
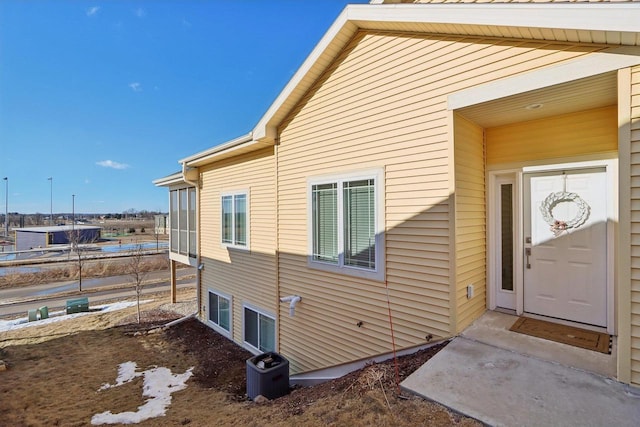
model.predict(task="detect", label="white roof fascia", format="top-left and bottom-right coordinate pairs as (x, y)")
top-left (153, 172), bottom-right (185, 187)
top-left (179, 132), bottom-right (253, 166)
top-left (352, 3), bottom-right (640, 33)
top-left (251, 3), bottom-right (640, 143)
top-left (252, 10), bottom-right (358, 142)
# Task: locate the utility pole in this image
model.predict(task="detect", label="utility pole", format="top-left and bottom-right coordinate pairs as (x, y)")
top-left (3, 177), bottom-right (7, 238)
top-left (48, 177), bottom-right (53, 226)
top-left (71, 193), bottom-right (82, 292)
top-left (72, 194), bottom-right (75, 231)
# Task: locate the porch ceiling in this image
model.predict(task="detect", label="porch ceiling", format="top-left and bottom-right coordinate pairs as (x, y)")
top-left (455, 72), bottom-right (617, 128)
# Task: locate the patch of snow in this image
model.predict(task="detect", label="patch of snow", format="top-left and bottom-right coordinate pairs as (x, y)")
top-left (0, 300), bottom-right (153, 333)
top-left (99, 361), bottom-right (139, 391)
top-left (91, 362), bottom-right (194, 425)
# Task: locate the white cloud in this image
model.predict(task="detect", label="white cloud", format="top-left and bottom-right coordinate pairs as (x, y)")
top-left (86, 6), bottom-right (100, 17)
top-left (128, 82), bottom-right (142, 92)
top-left (97, 160), bottom-right (130, 170)
top-left (134, 7), bottom-right (146, 18)
top-left (181, 18), bottom-right (191, 28)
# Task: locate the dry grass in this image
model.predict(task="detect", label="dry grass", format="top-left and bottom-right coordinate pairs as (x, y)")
top-left (0, 290), bottom-right (480, 427)
top-left (0, 256), bottom-right (170, 289)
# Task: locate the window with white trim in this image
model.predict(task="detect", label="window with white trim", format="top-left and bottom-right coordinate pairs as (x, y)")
top-left (221, 192), bottom-right (248, 248)
top-left (243, 306), bottom-right (275, 353)
top-left (208, 290), bottom-right (231, 334)
top-left (309, 170), bottom-right (383, 279)
top-left (169, 187), bottom-right (196, 257)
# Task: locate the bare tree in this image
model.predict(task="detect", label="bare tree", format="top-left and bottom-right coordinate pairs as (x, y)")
top-left (126, 244), bottom-right (149, 323)
top-left (65, 228), bottom-right (97, 292)
top-left (153, 222), bottom-right (162, 252)
top-left (65, 228), bottom-right (85, 292)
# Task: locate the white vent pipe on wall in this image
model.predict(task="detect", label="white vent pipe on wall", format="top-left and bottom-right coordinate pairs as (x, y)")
top-left (279, 295), bottom-right (301, 317)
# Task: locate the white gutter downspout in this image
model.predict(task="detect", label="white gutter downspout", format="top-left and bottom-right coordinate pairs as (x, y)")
top-left (182, 161), bottom-right (201, 318)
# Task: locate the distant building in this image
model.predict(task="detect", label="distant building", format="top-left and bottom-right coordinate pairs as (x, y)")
top-left (154, 214), bottom-right (169, 235)
top-left (15, 225), bottom-right (101, 251)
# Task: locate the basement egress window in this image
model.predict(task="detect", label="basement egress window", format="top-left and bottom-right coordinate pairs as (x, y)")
top-left (208, 290), bottom-right (231, 335)
top-left (243, 306), bottom-right (275, 353)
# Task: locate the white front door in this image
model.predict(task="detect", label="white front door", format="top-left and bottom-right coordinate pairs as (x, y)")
top-left (523, 168), bottom-right (607, 327)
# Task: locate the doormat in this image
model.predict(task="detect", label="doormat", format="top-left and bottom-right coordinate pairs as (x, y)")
top-left (509, 317), bottom-right (611, 354)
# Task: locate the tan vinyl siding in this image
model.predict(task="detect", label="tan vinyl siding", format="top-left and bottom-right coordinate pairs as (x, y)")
top-left (454, 114), bottom-right (487, 332)
top-left (630, 65), bottom-right (640, 386)
top-left (199, 147), bottom-right (276, 347)
top-left (276, 30), bottom-right (599, 374)
top-left (486, 106), bottom-right (618, 166)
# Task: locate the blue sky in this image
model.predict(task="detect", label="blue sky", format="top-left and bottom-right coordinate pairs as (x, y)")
top-left (0, 0), bottom-right (368, 215)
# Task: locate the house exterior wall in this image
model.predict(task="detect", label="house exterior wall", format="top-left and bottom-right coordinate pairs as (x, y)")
top-left (275, 30), bottom-right (603, 374)
top-left (198, 147), bottom-right (277, 349)
top-left (630, 65), bottom-right (640, 386)
top-left (453, 114), bottom-right (486, 332)
top-left (486, 106), bottom-right (618, 166)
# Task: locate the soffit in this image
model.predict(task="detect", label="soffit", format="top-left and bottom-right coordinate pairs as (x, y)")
top-left (456, 71), bottom-right (617, 128)
top-left (353, 21), bottom-right (640, 46)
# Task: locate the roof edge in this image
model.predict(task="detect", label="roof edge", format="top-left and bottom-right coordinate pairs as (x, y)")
top-left (253, 7), bottom-right (355, 142)
top-left (179, 132), bottom-right (254, 165)
top-left (350, 3), bottom-right (640, 33)
top-left (153, 171), bottom-right (185, 187)
top-left (177, 2), bottom-right (640, 168)
top-left (251, 2), bottom-right (640, 143)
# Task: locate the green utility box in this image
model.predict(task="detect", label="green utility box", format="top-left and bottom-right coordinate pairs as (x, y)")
top-left (27, 306), bottom-right (50, 321)
top-left (38, 306), bottom-right (49, 319)
top-left (66, 297), bottom-right (89, 314)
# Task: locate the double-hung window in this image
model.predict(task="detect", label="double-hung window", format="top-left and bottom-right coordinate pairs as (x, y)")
top-left (208, 290), bottom-right (231, 336)
top-left (221, 191), bottom-right (248, 248)
top-left (243, 306), bottom-right (275, 353)
top-left (309, 170), bottom-right (383, 280)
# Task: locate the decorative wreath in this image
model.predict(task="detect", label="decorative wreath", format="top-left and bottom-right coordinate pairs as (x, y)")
top-left (539, 191), bottom-right (590, 236)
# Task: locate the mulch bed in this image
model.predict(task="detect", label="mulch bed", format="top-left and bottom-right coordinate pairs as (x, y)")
top-left (165, 316), bottom-right (254, 399)
top-left (164, 316), bottom-right (448, 409)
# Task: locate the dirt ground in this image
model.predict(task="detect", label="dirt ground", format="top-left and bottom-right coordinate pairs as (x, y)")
top-left (0, 290), bottom-right (480, 426)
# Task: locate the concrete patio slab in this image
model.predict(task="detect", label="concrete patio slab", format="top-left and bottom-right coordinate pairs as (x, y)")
top-left (401, 337), bottom-right (640, 427)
